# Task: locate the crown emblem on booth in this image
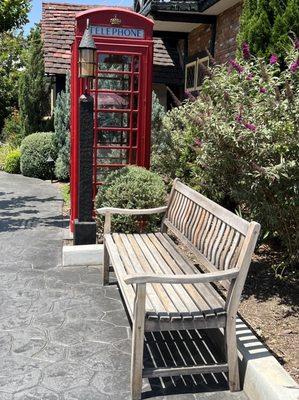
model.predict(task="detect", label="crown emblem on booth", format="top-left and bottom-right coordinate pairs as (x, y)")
top-left (110, 15), bottom-right (121, 25)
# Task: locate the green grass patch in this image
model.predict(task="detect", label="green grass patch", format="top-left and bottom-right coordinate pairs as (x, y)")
top-left (60, 183), bottom-right (70, 210)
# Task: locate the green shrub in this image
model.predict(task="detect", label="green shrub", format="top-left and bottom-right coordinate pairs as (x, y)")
top-left (20, 132), bottom-right (57, 179)
top-left (0, 143), bottom-right (13, 170)
top-left (2, 109), bottom-right (23, 147)
top-left (95, 166), bottom-right (167, 235)
top-left (150, 92), bottom-right (176, 183)
top-left (156, 43), bottom-right (299, 272)
top-left (4, 148), bottom-right (20, 173)
top-left (54, 74), bottom-right (70, 181)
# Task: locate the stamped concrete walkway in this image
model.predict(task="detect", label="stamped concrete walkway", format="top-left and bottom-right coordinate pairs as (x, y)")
top-left (0, 172), bottom-right (249, 400)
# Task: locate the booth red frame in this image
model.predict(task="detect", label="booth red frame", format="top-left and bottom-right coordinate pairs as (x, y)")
top-left (70, 8), bottom-right (154, 231)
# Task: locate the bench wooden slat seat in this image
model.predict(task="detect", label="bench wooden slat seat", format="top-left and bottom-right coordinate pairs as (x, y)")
top-left (97, 179), bottom-right (260, 400)
top-left (106, 232), bottom-right (227, 330)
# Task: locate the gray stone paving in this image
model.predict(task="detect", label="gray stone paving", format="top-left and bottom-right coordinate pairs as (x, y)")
top-left (0, 172), bottom-right (249, 400)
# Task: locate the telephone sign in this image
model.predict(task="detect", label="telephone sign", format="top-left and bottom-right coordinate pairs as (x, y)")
top-left (90, 26), bottom-right (145, 39)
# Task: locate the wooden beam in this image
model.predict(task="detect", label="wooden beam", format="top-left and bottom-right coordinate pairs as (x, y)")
top-left (143, 363), bottom-right (229, 378)
top-left (153, 30), bottom-right (189, 39)
top-left (152, 11), bottom-right (217, 25)
top-left (140, 0), bottom-right (221, 16)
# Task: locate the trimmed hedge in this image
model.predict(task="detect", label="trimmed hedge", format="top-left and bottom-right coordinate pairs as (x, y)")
top-left (20, 132), bottom-right (57, 179)
top-left (95, 166), bottom-right (167, 235)
top-left (4, 148), bottom-right (21, 174)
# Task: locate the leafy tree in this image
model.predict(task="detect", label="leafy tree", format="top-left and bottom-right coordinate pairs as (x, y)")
top-left (0, 0), bottom-right (31, 33)
top-left (54, 74), bottom-right (70, 180)
top-left (0, 32), bottom-right (25, 136)
top-left (238, 0), bottom-right (299, 58)
top-left (18, 25), bottom-right (51, 136)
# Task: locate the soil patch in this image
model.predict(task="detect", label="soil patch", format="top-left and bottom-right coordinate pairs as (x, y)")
top-left (239, 244), bottom-right (298, 382)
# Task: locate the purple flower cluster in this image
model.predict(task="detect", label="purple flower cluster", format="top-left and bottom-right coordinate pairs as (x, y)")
top-left (242, 43), bottom-right (251, 60)
top-left (246, 73), bottom-right (254, 81)
top-left (290, 59), bottom-right (299, 74)
top-left (259, 87), bottom-right (267, 93)
top-left (194, 138), bottom-right (202, 148)
top-left (229, 60), bottom-right (244, 74)
top-left (235, 114), bottom-right (242, 123)
top-left (244, 123), bottom-right (256, 131)
top-left (235, 113), bottom-right (256, 132)
top-left (269, 54), bottom-right (278, 65)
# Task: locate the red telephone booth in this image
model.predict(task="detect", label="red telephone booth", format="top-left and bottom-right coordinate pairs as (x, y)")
top-left (70, 8), bottom-right (154, 230)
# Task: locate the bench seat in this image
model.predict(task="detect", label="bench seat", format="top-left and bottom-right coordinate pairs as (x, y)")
top-left (105, 232), bottom-right (226, 331)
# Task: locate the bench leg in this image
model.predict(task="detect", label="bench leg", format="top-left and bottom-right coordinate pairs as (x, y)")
top-left (131, 284), bottom-right (146, 400)
top-left (226, 318), bottom-right (240, 391)
top-left (102, 243), bottom-right (109, 286)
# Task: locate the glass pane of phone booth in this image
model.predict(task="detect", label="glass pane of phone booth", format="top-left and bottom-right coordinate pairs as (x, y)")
top-left (90, 52), bottom-right (141, 194)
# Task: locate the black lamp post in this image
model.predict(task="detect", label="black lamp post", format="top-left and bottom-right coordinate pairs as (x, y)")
top-left (73, 19), bottom-right (97, 245)
top-left (46, 155), bottom-right (55, 183)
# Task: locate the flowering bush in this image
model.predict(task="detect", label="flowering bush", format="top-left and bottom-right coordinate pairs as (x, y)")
top-left (154, 43), bottom-right (299, 272)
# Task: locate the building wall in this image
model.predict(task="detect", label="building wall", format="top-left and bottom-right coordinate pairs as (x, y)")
top-left (214, 2), bottom-right (243, 63)
top-left (188, 2), bottom-right (243, 63)
top-left (189, 24), bottom-right (211, 58)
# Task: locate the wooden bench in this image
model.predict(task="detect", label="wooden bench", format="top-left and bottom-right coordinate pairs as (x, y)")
top-left (97, 179), bottom-right (260, 400)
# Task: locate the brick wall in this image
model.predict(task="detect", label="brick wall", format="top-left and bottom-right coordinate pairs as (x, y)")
top-left (214, 2), bottom-right (243, 63)
top-left (188, 2), bottom-right (243, 63)
top-left (189, 24), bottom-right (211, 58)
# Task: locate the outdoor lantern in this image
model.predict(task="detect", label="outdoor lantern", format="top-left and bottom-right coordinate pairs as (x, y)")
top-left (46, 155), bottom-right (55, 183)
top-left (78, 20), bottom-right (97, 78)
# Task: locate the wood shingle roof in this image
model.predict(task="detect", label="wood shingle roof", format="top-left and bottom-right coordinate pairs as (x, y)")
top-left (41, 2), bottom-right (183, 84)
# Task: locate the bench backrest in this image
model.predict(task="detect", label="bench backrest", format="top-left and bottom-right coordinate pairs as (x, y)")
top-left (162, 180), bottom-right (257, 275)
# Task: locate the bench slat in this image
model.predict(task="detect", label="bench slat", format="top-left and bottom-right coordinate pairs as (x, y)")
top-left (104, 235), bottom-right (135, 317)
top-left (127, 234), bottom-right (176, 317)
top-left (112, 234), bottom-right (155, 314)
top-left (133, 234), bottom-right (185, 317)
top-left (143, 234), bottom-right (198, 315)
top-left (158, 233), bottom-right (226, 316)
top-left (147, 233), bottom-right (200, 313)
top-left (119, 234), bottom-right (170, 318)
top-left (164, 219), bottom-right (235, 290)
top-left (175, 181), bottom-right (249, 235)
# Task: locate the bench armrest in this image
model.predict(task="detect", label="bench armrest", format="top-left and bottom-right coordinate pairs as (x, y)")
top-left (124, 268), bottom-right (239, 285)
top-left (96, 206), bottom-right (168, 216)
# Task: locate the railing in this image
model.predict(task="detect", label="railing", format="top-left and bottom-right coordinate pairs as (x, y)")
top-left (135, 0), bottom-right (202, 13)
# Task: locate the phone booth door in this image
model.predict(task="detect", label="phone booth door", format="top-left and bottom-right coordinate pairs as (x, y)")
top-left (91, 44), bottom-right (149, 197)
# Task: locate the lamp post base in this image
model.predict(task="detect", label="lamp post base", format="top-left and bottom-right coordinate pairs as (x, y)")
top-left (73, 220), bottom-right (97, 245)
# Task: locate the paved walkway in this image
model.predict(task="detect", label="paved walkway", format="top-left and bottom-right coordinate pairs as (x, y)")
top-left (0, 172), bottom-right (248, 400)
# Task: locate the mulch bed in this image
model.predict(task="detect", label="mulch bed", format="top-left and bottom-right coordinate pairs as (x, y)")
top-left (239, 244), bottom-right (298, 382)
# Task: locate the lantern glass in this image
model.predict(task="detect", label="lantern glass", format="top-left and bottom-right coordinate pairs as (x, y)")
top-left (79, 48), bottom-right (97, 78)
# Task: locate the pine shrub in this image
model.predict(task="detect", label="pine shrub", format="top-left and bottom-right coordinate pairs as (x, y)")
top-left (18, 25), bottom-right (51, 136)
top-left (20, 132), bottom-right (57, 179)
top-left (54, 74), bottom-right (70, 181)
top-left (150, 92), bottom-right (175, 182)
top-left (4, 148), bottom-right (21, 174)
top-left (238, 0), bottom-right (299, 59)
top-left (95, 166), bottom-right (167, 235)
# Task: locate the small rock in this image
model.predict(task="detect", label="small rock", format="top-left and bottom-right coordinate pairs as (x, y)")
top-left (283, 329), bottom-right (292, 334)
